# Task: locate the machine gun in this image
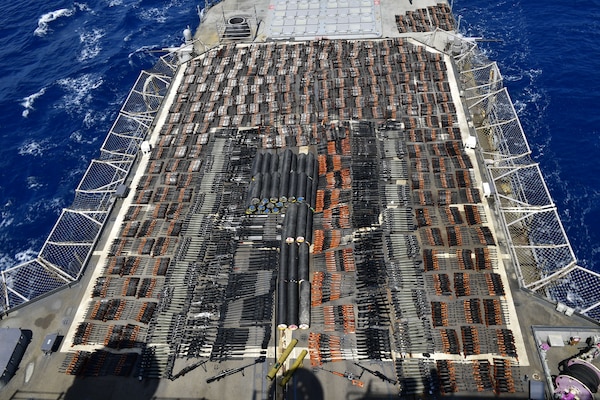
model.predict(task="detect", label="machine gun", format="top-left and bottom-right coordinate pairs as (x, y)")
top-left (206, 357), bottom-right (265, 383)
top-left (169, 359), bottom-right (208, 381)
top-left (353, 362), bottom-right (397, 385)
top-left (317, 366), bottom-right (364, 387)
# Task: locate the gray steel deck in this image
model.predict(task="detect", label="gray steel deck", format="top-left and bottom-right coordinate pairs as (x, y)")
top-left (1, 1), bottom-right (599, 399)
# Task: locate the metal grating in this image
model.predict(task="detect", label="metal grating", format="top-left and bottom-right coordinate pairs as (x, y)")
top-left (1, 260), bottom-right (68, 306)
top-left (454, 34), bottom-right (600, 319)
top-left (0, 54), bottom-right (178, 313)
top-left (267, 0), bottom-right (382, 40)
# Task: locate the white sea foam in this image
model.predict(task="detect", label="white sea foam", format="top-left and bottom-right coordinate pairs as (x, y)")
top-left (82, 109), bottom-right (108, 129)
top-left (68, 165), bottom-right (87, 181)
top-left (70, 131), bottom-right (83, 143)
top-left (56, 73), bottom-right (103, 114)
top-left (144, 7), bottom-right (167, 23)
top-left (14, 248), bottom-right (38, 265)
top-left (26, 176), bottom-right (44, 190)
top-left (139, 0), bottom-right (183, 24)
top-left (82, 111), bottom-right (96, 127)
top-left (0, 248), bottom-right (38, 272)
top-left (74, 2), bottom-right (92, 12)
top-left (70, 129), bottom-right (99, 145)
top-left (24, 198), bottom-right (64, 224)
top-left (0, 211), bottom-right (13, 230)
top-left (34, 8), bottom-right (75, 36)
top-left (20, 87), bottom-right (47, 118)
top-left (78, 28), bottom-right (105, 62)
top-left (0, 254), bottom-right (16, 272)
top-left (18, 139), bottom-right (48, 157)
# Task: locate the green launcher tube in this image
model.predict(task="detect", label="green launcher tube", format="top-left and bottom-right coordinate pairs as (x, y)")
top-left (280, 349), bottom-right (308, 387)
top-left (266, 338), bottom-right (298, 380)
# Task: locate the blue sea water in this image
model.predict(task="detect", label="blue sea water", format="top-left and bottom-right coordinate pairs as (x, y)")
top-left (0, 0), bottom-right (599, 273)
top-left (0, 0), bottom-right (198, 270)
top-left (454, 0), bottom-right (600, 271)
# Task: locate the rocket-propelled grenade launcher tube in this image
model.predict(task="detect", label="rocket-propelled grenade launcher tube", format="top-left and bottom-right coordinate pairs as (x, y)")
top-left (266, 338), bottom-right (299, 381)
top-left (280, 349), bottom-right (308, 387)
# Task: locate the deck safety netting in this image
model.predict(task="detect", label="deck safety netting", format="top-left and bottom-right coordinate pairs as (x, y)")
top-left (70, 192), bottom-right (113, 212)
top-left (456, 52), bottom-right (502, 94)
top-left (101, 119), bottom-right (146, 153)
top-left (478, 90), bottom-right (531, 157)
top-left (78, 160), bottom-right (126, 192)
top-left (40, 243), bottom-right (93, 281)
top-left (456, 37), bottom-right (600, 319)
top-left (545, 267), bottom-right (600, 314)
top-left (43, 210), bottom-right (102, 243)
top-left (0, 53), bottom-right (178, 313)
top-left (0, 260), bottom-right (68, 308)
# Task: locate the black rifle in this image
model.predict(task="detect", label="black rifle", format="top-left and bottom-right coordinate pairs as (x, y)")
top-left (353, 362), bottom-right (397, 385)
top-left (206, 357), bottom-right (265, 383)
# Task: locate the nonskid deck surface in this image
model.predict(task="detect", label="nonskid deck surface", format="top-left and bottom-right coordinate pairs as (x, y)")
top-left (62, 32), bottom-right (528, 397)
top-left (2, 1), bottom-right (600, 399)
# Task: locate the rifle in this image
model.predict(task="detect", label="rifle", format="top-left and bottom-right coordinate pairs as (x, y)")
top-left (317, 366), bottom-right (364, 388)
top-left (206, 357), bottom-right (265, 383)
top-left (353, 362), bottom-right (397, 385)
top-left (169, 359), bottom-right (208, 381)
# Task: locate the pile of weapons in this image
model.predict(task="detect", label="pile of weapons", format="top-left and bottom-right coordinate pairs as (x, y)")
top-left (246, 149), bottom-right (318, 214)
top-left (276, 236), bottom-right (311, 330)
top-left (279, 177), bottom-right (318, 330)
top-left (493, 358), bottom-right (518, 393)
top-left (243, 148), bottom-right (319, 330)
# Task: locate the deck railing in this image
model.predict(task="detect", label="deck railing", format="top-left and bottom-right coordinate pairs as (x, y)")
top-left (445, 31), bottom-right (600, 321)
top-left (0, 53), bottom-right (179, 314)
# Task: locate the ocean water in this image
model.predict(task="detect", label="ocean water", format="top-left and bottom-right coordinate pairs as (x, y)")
top-left (0, 0), bottom-right (197, 270)
top-left (454, 0), bottom-right (600, 271)
top-left (0, 0), bottom-right (599, 273)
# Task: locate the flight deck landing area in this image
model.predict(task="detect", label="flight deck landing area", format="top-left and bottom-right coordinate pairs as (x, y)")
top-left (2, 1), bottom-right (600, 399)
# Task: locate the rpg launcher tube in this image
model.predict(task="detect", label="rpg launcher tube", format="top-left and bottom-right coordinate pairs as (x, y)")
top-left (310, 155), bottom-right (319, 208)
top-left (288, 172), bottom-right (298, 203)
top-left (260, 172), bottom-right (272, 205)
top-left (290, 151), bottom-right (298, 173)
top-left (266, 338), bottom-right (298, 381)
top-left (296, 172), bottom-right (307, 203)
top-left (279, 149), bottom-right (292, 202)
top-left (296, 203), bottom-right (308, 243)
top-left (306, 152), bottom-right (315, 177)
top-left (287, 243), bottom-right (299, 329)
top-left (270, 172), bottom-right (280, 203)
top-left (280, 349), bottom-right (308, 387)
top-left (284, 204), bottom-right (298, 243)
top-left (250, 174), bottom-right (262, 205)
top-left (297, 153), bottom-right (307, 177)
top-left (305, 206), bottom-right (314, 245)
top-left (251, 152), bottom-right (263, 176)
top-left (270, 151), bottom-right (279, 174)
top-left (261, 151), bottom-right (272, 175)
top-left (298, 280), bottom-right (311, 329)
top-left (298, 242), bottom-right (309, 282)
top-left (305, 174), bottom-right (313, 208)
top-left (276, 243), bottom-right (289, 329)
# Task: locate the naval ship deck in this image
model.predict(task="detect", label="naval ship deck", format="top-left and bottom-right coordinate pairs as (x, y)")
top-left (2, 0), bottom-right (600, 399)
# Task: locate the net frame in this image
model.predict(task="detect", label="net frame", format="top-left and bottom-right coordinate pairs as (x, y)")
top-left (0, 53), bottom-right (179, 313)
top-left (453, 34), bottom-right (600, 319)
